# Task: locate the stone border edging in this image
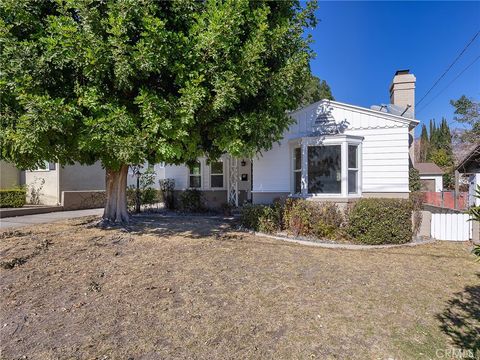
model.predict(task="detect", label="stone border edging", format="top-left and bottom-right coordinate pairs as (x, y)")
top-left (252, 231), bottom-right (436, 250)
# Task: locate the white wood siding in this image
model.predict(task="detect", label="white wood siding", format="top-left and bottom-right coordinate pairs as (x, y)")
top-left (163, 157), bottom-right (228, 191)
top-left (253, 101), bottom-right (412, 194)
top-left (164, 164), bottom-right (189, 190)
top-left (252, 140), bottom-right (291, 192)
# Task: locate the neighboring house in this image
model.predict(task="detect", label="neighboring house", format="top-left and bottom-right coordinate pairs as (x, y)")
top-left (415, 162), bottom-right (444, 192)
top-left (160, 70), bottom-right (419, 206)
top-left (456, 144), bottom-right (480, 207)
top-left (0, 161), bottom-right (22, 189)
top-left (25, 162), bottom-right (105, 209)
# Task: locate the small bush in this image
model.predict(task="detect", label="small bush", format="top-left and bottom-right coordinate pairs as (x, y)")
top-left (0, 188), bottom-right (26, 208)
top-left (159, 179), bottom-right (175, 210)
top-left (240, 203), bottom-right (282, 233)
top-left (284, 199), bottom-right (343, 239)
top-left (258, 202), bottom-right (283, 233)
top-left (240, 204), bottom-right (267, 231)
top-left (220, 202), bottom-right (233, 216)
top-left (347, 198), bottom-right (412, 245)
top-left (179, 189), bottom-right (205, 212)
top-left (141, 187), bottom-right (158, 206)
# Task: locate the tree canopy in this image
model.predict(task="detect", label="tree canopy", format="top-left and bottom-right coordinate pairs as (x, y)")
top-left (1, 0), bottom-right (317, 171)
top-left (450, 95), bottom-right (480, 144)
top-left (299, 74), bottom-right (334, 106)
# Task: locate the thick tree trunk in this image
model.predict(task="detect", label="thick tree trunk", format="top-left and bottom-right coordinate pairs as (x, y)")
top-left (103, 165), bottom-right (130, 224)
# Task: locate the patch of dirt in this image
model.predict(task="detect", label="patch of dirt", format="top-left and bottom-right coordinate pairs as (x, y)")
top-left (0, 215), bottom-right (478, 359)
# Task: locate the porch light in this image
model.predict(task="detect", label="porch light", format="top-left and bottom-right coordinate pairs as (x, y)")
top-left (241, 159), bottom-right (246, 167)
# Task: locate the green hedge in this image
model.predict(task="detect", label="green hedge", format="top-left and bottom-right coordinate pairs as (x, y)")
top-left (283, 199), bottom-right (344, 239)
top-left (241, 198), bottom-right (414, 245)
top-left (240, 199), bottom-right (343, 238)
top-left (0, 188), bottom-right (26, 208)
top-left (240, 203), bottom-right (282, 233)
top-left (347, 198), bottom-right (412, 245)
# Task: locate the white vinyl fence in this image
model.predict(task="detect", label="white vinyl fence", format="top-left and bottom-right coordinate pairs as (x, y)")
top-left (431, 211), bottom-right (472, 241)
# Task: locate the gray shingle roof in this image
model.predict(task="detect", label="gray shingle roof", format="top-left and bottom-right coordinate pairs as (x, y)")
top-left (415, 162), bottom-right (444, 175)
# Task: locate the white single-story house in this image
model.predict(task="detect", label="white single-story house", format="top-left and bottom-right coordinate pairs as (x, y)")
top-left (160, 70), bottom-right (419, 206)
top-left (10, 70), bottom-right (421, 210)
top-left (415, 162), bottom-right (444, 192)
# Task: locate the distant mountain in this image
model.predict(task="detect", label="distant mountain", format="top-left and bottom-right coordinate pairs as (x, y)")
top-left (414, 128), bottom-right (477, 165)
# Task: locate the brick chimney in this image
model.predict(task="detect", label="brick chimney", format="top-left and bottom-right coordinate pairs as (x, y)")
top-left (390, 69), bottom-right (416, 165)
top-left (390, 69), bottom-right (416, 118)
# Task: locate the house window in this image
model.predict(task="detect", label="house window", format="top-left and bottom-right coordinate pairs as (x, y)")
top-left (34, 161), bottom-right (55, 171)
top-left (210, 161), bottom-right (224, 188)
top-left (307, 145), bottom-right (342, 194)
top-left (189, 161), bottom-right (201, 188)
top-left (293, 147), bottom-right (302, 194)
top-left (348, 145), bottom-right (359, 194)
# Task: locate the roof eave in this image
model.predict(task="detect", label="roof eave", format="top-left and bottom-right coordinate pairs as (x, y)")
top-left (289, 99), bottom-right (420, 128)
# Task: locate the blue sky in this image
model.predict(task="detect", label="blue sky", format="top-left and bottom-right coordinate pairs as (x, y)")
top-left (306, 1), bottom-right (480, 136)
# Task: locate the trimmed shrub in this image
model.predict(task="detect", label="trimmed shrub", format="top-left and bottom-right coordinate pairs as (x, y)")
top-left (347, 198), bottom-right (412, 245)
top-left (284, 199), bottom-right (343, 239)
top-left (240, 204), bottom-right (263, 230)
top-left (159, 179), bottom-right (175, 210)
top-left (179, 189), bottom-right (205, 212)
top-left (240, 203), bottom-right (282, 233)
top-left (0, 188), bottom-right (26, 208)
top-left (258, 202), bottom-right (283, 233)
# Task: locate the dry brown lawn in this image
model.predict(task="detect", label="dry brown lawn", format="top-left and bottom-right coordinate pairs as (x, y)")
top-left (0, 215), bottom-right (479, 360)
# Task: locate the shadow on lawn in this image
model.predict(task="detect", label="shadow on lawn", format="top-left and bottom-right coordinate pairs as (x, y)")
top-left (128, 214), bottom-right (236, 238)
top-left (437, 273), bottom-right (480, 351)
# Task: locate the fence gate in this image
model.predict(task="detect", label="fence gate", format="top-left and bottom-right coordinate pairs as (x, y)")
top-left (431, 211), bottom-right (472, 241)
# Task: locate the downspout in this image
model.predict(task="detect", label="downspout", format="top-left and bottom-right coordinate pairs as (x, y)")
top-left (57, 163), bottom-right (62, 207)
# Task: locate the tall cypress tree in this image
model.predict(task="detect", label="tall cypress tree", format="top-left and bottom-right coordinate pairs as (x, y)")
top-left (428, 119), bottom-right (437, 159)
top-left (419, 124), bottom-right (429, 162)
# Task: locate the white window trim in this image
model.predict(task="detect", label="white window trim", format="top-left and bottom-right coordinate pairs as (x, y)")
top-left (32, 161), bottom-right (53, 172)
top-left (292, 147), bottom-right (302, 195)
top-left (289, 135), bottom-right (363, 198)
top-left (188, 161), bottom-right (202, 189)
top-left (348, 144), bottom-right (360, 195)
top-left (209, 160), bottom-right (225, 189)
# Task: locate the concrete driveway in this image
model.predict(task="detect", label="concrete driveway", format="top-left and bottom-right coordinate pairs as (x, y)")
top-left (0, 208), bottom-right (103, 229)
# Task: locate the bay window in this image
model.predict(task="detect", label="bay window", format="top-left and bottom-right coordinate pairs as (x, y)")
top-left (308, 145), bottom-right (342, 194)
top-left (291, 135), bottom-right (362, 197)
top-left (348, 145), bottom-right (358, 194)
top-left (293, 148), bottom-right (302, 194)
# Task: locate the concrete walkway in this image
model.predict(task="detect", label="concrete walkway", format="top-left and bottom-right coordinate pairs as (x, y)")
top-left (0, 208), bottom-right (103, 229)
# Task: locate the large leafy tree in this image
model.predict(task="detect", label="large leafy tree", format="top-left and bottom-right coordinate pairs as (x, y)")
top-left (1, 0), bottom-right (317, 223)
